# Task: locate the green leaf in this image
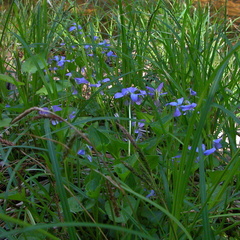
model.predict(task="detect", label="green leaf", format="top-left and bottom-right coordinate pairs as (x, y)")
top-left (0, 189), bottom-right (26, 201)
top-left (87, 126), bottom-right (110, 151)
top-left (21, 54), bottom-right (47, 74)
top-left (66, 196), bottom-right (95, 213)
top-left (86, 178), bottom-right (102, 199)
top-left (67, 196), bottom-right (84, 213)
top-left (145, 155), bottom-right (159, 170)
top-left (0, 118), bottom-right (12, 128)
top-left (0, 74), bottom-right (25, 86)
top-left (105, 195), bottom-right (137, 223)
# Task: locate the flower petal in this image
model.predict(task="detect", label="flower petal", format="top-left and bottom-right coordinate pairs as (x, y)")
top-left (114, 92), bottom-right (124, 99)
top-left (213, 138), bottom-right (222, 149)
top-left (204, 148), bottom-right (216, 155)
top-left (173, 108), bottom-right (182, 117)
top-left (75, 77), bottom-right (89, 84)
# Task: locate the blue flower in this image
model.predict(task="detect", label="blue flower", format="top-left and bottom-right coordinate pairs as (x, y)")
top-left (146, 190), bottom-right (155, 198)
top-left (146, 82), bottom-right (167, 97)
top-left (39, 107), bottom-right (49, 115)
top-left (66, 72), bottom-right (72, 77)
top-left (106, 51), bottom-right (117, 57)
top-left (213, 138), bottom-right (222, 149)
top-left (77, 149), bottom-right (92, 162)
top-left (188, 143), bottom-right (217, 156)
top-left (180, 103), bottom-right (197, 112)
top-left (132, 119), bottom-right (146, 141)
top-left (52, 105), bottom-right (62, 112)
top-left (114, 87), bottom-right (147, 105)
top-left (166, 98), bottom-right (197, 117)
top-left (189, 88), bottom-right (197, 96)
top-left (69, 111), bottom-right (76, 119)
top-left (75, 77), bottom-right (89, 84)
top-left (77, 149), bottom-right (85, 155)
top-left (69, 23), bottom-right (82, 32)
top-left (90, 81), bottom-right (101, 87)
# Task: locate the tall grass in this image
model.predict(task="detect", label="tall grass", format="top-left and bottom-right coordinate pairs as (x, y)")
top-left (0, 0), bottom-right (239, 239)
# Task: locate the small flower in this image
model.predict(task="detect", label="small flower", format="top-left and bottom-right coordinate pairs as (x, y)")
top-left (66, 72), bottom-right (72, 77)
top-left (146, 190), bottom-right (155, 198)
top-left (114, 86), bottom-right (147, 105)
top-left (39, 107), bottom-right (49, 115)
top-left (77, 149), bottom-right (85, 155)
top-left (102, 78), bottom-right (110, 83)
top-left (69, 23), bottom-right (82, 32)
top-left (106, 51), bottom-right (117, 57)
top-left (180, 103), bottom-right (197, 112)
top-left (75, 77), bottom-right (89, 84)
top-left (213, 138), bottom-right (222, 149)
top-left (166, 97), bottom-right (184, 107)
top-left (69, 111), bottom-right (76, 119)
top-left (133, 119), bottom-right (146, 141)
top-left (166, 98), bottom-right (197, 117)
top-left (90, 81), bottom-right (101, 87)
top-left (77, 148), bottom-right (92, 162)
top-left (72, 88), bottom-right (78, 95)
top-left (146, 82), bottom-right (167, 97)
top-left (189, 144), bottom-right (216, 156)
top-left (189, 88), bottom-right (197, 96)
top-left (52, 105), bottom-right (62, 112)
top-left (203, 148), bottom-right (216, 155)
top-left (51, 120), bottom-right (59, 126)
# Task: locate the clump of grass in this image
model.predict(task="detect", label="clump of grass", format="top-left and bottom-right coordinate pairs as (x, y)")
top-left (0, 0), bottom-right (239, 239)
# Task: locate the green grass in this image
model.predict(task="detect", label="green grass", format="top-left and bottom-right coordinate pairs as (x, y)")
top-left (0, 0), bottom-right (239, 239)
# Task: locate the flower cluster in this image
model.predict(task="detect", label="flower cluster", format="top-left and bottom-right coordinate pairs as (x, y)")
top-left (173, 138), bottom-right (223, 160)
top-left (77, 145), bottom-right (93, 162)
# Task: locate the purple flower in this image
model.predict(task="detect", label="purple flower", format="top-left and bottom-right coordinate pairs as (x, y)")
top-left (77, 149), bottom-right (92, 162)
top-left (39, 107), bottom-right (49, 115)
top-left (52, 105), bottom-right (62, 112)
top-left (106, 51), bottom-right (117, 57)
top-left (72, 88), bottom-right (78, 95)
top-left (90, 81), bottom-right (101, 87)
top-left (77, 149), bottom-right (85, 155)
top-left (114, 87), bottom-right (147, 105)
top-left (51, 120), bottom-right (59, 126)
top-left (167, 97), bottom-right (184, 107)
top-left (133, 119), bottom-right (146, 141)
top-left (66, 72), bottom-right (72, 77)
top-left (102, 78), bottom-right (110, 83)
top-left (189, 88), bottom-right (197, 96)
top-left (213, 138), bottom-right (222, 149)
top-left (203, 148), bottom-right (216, 155)
top-left (75, 77), bottom-right (89, 84)
top-left (146, 190), bottom-right (155, 198)
top-left (180, 103), bottom-right (197, 112)
top-left (69, 23), bottom-right (82, 32)
top-left (166, 98), bottom-right (197, 117)
top-left (84, 45), bottom-right (91, 49)
top-left (50, 55), bottom-right (72, 68)
top-left (69, 111), bottom-right (76, 119)
top-left (146, 83), bottom-right (167, 97)
top-left (188, 144), bottom-right (216, 156)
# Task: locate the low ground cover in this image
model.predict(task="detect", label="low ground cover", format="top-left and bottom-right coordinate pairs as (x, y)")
top-left (0, 0), bottom-right (239, 239)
